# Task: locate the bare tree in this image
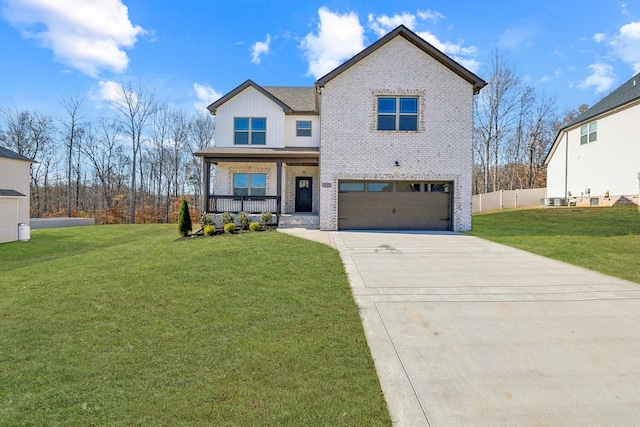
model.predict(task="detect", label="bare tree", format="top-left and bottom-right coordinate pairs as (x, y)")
top-left (187, 113), bottom-right (215, 212)
top-left (60, 95), bottom-right (85, 216)
top-left (108, 81), bottom-right (158, 223)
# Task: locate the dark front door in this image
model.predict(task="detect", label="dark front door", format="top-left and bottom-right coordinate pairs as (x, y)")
top-left (295, 177), bottom-right (312, 212)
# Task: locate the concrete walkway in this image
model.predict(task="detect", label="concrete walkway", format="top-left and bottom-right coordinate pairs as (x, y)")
top-left (282, 229), bottom-right (640, 426)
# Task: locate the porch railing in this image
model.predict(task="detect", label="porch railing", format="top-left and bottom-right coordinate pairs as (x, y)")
top-left (207, 195), bottom-right (280, 214)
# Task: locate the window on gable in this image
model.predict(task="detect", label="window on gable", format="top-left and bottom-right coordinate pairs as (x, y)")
top-left (296, 120), bottom-right (312, 137)
top-left (233, 173), bottom-right (266, 196)
top-left (234, 117), bottom-right (266, 145)
top-left (580, 121), bottom-right (597, 144)
top-left (377, 96), bottom-right (418, 131)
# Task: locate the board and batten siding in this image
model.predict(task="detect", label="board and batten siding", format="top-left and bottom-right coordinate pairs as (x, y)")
top-left (214, 87), bottom-right (285, 148)
top-left (547, 102), bottom-right (640, 198)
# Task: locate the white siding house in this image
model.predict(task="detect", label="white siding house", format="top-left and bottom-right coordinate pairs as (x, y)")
top-left (196, 25), bottom-right (486, 230)
top-left (0, 146), bottom-right (33, 243)
top-left (545, 72), bottom-right (640, 206)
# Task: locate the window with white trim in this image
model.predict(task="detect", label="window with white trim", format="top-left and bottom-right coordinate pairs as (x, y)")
top-left (233, 173), bottom-right (266, 196)
top-left (296, 120), bottom-right (312, 137)
top-left (234, 117), bottom-right (266, 145)
top-left (580, 121), bottom-right (597, 144)
top-left (377, 96), bottom-right (418, 131)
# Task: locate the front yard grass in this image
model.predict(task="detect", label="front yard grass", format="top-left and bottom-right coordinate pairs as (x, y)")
top-left (469, 206), bottom-right (640, 284)
top-left (0, 225), bottom-right (391, 426)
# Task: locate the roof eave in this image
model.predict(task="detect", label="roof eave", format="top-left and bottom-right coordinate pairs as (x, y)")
top-left (206, 79), bottom-right (293, 115)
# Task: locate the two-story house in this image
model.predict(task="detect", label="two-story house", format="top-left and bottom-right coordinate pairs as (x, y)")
top-left (196, 25), bottom-right (486, 231)
top-left (545, 72), bottom-right (640, 207)
top-left (0, 146), bottom-right (33, 243)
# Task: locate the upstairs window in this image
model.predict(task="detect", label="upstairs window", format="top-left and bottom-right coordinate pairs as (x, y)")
top-left (296, 120), bottom-right (312, 137)
top-left (377, 97), bottom-right (418, 131)
top-left (233, 173), bottom-right (266, 196)
top-left (234, 117), bottom-right (266, 145)
top-left (580, 121), bottom-right (597, 144)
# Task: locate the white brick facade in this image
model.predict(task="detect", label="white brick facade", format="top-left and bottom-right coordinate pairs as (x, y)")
top-left (318, 36), bottom-right (475, 231)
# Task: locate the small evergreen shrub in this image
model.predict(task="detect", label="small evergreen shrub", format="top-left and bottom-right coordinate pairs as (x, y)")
top-left (178, 198), bottom-right (192, 237)
top-left (221, 212), bottom-right (234, 225)
top-left (249, 222), bottom-right (262, 231)
top-left (237, 211), bottom-right (251, 230)
top-left (224, 223), bottom-right (236, 234)
top-left (201, 213), bottom-right (216, 227)
top-left (260, 211), bottom-right (273, 227)
top-left (204, 225), bottom-right (216, 236)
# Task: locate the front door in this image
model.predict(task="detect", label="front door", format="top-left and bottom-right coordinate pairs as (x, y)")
top-left (295, 177), bottom-right (312, 212)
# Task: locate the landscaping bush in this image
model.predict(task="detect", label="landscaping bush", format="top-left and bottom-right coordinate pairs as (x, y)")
top-left (178, 198), bottom-right (192, 236)
top-left (237, 211), bottom-right (251, 230)
top-left (249, 222), bottom-right (262, 232)
top-left (204, 225), bottom-right (216, 236)
top-left (224, 223), bottom-right (236, 234)
top-left (260, 211), bottom-right (273, 227)
top-left (221, 212), bottom-right (234, 225)
top-left (201, 213), bottom-right (216, 228)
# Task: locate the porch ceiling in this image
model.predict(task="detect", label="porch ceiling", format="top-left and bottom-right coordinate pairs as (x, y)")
top-left (195, 147), bottom-right (319, 164)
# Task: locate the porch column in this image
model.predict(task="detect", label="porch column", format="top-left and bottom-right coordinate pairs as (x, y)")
top-left (203, 159), bottom-right (211, 213)
top-left (276, 161), bottom-right (282, 215)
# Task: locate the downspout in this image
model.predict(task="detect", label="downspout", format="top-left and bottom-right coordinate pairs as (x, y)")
top-left (564, 131), bottom-right (569, 199)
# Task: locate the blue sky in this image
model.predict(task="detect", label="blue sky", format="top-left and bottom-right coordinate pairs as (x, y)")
top-left (1, 0), bottom-right (639, 119)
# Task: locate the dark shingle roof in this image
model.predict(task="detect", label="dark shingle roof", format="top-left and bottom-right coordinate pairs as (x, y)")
top-left (0, 189), bottom-right (26, 197)
top-left (0, 146), bottom-right (34, 163)
top-left (564, 72), bottom-right (640, 129)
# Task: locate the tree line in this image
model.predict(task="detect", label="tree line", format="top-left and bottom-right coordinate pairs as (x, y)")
top-left (0, 81), bottom-right (214, 224)
top-left (1, 53), bottom-right (588, 222)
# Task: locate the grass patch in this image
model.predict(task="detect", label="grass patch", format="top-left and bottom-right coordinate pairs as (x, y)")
top-left (469, 206), bottom-right (640, 284)
top-left (0, 225), bottom-right (391, 426)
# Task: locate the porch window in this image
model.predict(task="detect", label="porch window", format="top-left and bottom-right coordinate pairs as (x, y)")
top-left (377, 96), bottom-right (418, 131)
top-left (233, 173), bottom-right (266, 196)
top-left (296, 120), bottom-right (312, 137)
top-left (234, 117), bottom-right (266, 145)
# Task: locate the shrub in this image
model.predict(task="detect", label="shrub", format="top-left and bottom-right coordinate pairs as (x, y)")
top-left (177, 198), bottom-right (192, 237)
top-left (221, 212), bottom-right (234, 225)
top-left (224, 223), bottom-right (236, 234)
top-left (260, 211), bottom-right (273, 227)
top-left (201, 213), bottom-right (216, 227)
top-left (249, 222), bottom-right (262, 232)
top-left (237, 211), bottom-right (251, 230)
top-left (204, 225), bottom-right (216, 236)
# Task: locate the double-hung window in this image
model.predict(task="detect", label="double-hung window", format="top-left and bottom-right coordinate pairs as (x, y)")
top-left (580, 121), bottom-right (597, 144)
top-left (296, 120), bottom-right (312, 137)
top-left (377, 96), bottom-right (418, 131)
top-left (234, 117), bottom-right (266, 145)
top-left (233, 173), bottom-right (266, 196)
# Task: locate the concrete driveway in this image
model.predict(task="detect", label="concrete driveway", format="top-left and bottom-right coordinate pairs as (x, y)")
top-left (331, 231), bottom-right (640, 427)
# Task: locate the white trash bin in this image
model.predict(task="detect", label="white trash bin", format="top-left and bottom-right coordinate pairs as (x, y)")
top-left (18, 223), bottom-right (31, 241)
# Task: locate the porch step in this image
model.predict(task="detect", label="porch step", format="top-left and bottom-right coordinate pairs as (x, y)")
top-left (278, 214), bottom-right (319, 229)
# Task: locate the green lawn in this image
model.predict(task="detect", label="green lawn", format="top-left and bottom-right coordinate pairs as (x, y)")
top-left (469, 206), bottom-right (640, 284)
top-left (0, 225), bottom-right (391, 426)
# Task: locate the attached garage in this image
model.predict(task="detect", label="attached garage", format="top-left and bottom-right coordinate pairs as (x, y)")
top-left (337, 181), bottom-right (452, 230)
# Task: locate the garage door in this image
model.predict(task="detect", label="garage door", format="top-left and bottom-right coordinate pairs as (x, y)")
top-left (338, 181), bottom-right (452, 230)
top-left (0, 198), bottom-right (18, 243)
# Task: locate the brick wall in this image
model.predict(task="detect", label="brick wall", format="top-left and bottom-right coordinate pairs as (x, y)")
top-left (318, 36), bottom-right (475, 231)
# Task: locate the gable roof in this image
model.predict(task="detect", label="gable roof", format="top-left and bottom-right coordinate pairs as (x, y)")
top-left (207, 80), bottom-right (317, 115)
top-left (0, 146), bottom-right (34, 163)
top-left (315, 25), bottom-right (487, 94)
top-left (562, 72), bottom-right (640, 129)
top-left (0, 189), bottom-right (26, 197)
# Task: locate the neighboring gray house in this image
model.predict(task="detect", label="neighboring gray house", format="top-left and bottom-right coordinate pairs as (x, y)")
top-left (545, 72), bottom-right (640, 206)
top-left (0, 146), bottom-right (33, 243)
top-left (196, 25), bottom-right (486, 231)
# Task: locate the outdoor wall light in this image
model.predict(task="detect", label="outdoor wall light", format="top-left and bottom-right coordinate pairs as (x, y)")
top-left (394, 161), bottom-right (400, 167)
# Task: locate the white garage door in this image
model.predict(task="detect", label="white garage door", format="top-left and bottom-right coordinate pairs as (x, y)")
top-left (0, 198), bottom-right (18, 243)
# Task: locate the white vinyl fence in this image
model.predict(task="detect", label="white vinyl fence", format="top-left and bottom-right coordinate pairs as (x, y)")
top-left (472, 188), bottom-right (546, 213)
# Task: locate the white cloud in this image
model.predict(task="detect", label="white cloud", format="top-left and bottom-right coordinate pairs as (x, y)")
top-left (417, 9), bottom-right (445, 23)
top-left (540, 68), bottom-right (563, 82)
top-left (415, 30), bottom-right (479, 73)
top-left (368, 12), bottom-right (416, 38)
top-left (300, 7), bottom-right (365, 79)
top-left (0, 0), bottom-right (145, 77)
top-left (193, 83), bottom-right (222, 113)
top-left (251, 34), bottom-right (271, 65)
top-left (610, 21), bottom-right (640, 73)
top-left (498, 24), bottom-right (538, 51)
top-left (579, 63), bottom-right (615, 93)
top-left (593, 33), bottom-right (606, 43)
